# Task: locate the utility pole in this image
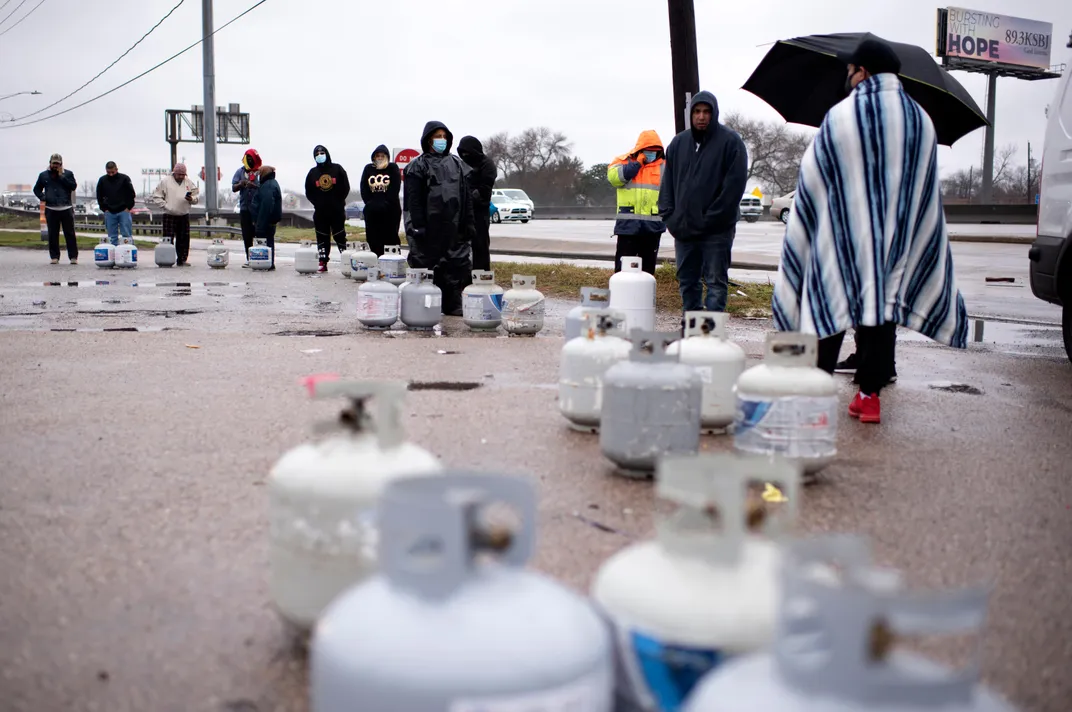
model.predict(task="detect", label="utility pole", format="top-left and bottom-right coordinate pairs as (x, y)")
top-left (202, 0), bottom-right (219, 219)
top-left (667, 0), bottom-right (700, 135)
top-left (980, 72), bottom-right (997, 203)
top-left (1026, 141), bottom-right (1032, 203)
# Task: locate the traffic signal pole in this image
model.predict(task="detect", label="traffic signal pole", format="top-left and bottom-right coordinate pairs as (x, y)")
top-left (667, 0), bottom-right (700, 134)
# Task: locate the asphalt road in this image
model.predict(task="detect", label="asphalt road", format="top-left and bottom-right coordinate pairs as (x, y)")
top-left (0, 248), bottom-right (1069, 712)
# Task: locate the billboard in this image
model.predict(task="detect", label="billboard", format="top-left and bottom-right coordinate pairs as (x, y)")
top-left (938, 8), bottom-right (1054, 70)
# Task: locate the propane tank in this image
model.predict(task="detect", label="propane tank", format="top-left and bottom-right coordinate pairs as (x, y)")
top-left (250, 238), bottom-right (273, 270)
top-left (609, 257), bottom-right (656, 334)
top-left (295, 240), bottom-right (320, 274)
top-left (93, 237), bottom-right (115, 269)
top-left (310, 473), bottom-right (615, 712)
top-left (207, 238), bottom-right (229, 269)
top-left (559, 310), bottom-right (632, 433)
top-left (501, 274), bottom-right (545, 335)
top-left (268, 380), bottom-right (442, 633)
top-left (601, 330), bottom-right (703, 476)
top-left (683, 535), bottom-right (1017, 712)
top-left (114, 237), bottom-right (137, 269)
top-left (565, 287), bottom-right (611, 342)
top-left (667, 312), bottom-right (747, 434)
top-left (734, 332), bottom-right (837, 478)
top-left (462, 270), bottom-right (504, 331)
top-left (349, 242), bottom-right (378, 283)
top-left (400, 269), bottom-right (442, 330)
top-left (154, 236), bottom-right (177, 267)
top-left (593, 453), bottom-right (802, 712)
top-left (378, 244), bottom-right (407, 286)
top-left (357, 267), bottom-right (400, 330)
top-left (339, 241), bottom-right (356, 278)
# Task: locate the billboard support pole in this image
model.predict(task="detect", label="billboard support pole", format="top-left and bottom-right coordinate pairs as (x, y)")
top-left (980, 72), bottom-right (997, 203)
top-left (201, 0), bottom-right (219, 220)
top-left (667, 0), bottom-right (700, 135)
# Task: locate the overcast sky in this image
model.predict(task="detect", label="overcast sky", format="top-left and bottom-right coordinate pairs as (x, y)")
top-left (1, 0), bottom-right (1069, 198)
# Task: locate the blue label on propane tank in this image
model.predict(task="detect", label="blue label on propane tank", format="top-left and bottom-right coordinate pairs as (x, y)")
top-left (630, 631), bottom-right (727, 712)
top-left (94, 247), bottom-right (109, 261)
top-left (130, 248), bottom-right (137, 261)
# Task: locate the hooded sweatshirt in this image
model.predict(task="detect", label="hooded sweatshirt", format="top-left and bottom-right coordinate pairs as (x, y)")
top-left (359, 144), bottom-right (402, 217)
top-left (232, 148), bottom-right (262, 212)
top-left (304, 145), bottom-right (350, 212)
top-left (457, 136), bottom-right (497, 211)
top-left (657, 90), bottom-right (748, 241)
top-left (403, 121), bottom-right (476, 265)
top-left (252, 166), bottom-right (282, 235)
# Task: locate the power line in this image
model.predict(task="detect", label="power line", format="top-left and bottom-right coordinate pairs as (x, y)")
top-left (0, 0), bottom-right (47, 39)
top-left (0, 0), bottom-right (29, 27)
top-left (10, 0), bottom-right (186, 118)
top-left (0, 0), bottom-right (269, 130)
top-left (0, 1), bottom-right (14, 14)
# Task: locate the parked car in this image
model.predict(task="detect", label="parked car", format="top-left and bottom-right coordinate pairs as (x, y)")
top-left (1029, 35), bottom-right (1072, 363)
top-left (345, 201), bottom-right (365, 220)
top-left (73, 203), bottom-right (100, 218)
top-left (491, 199), bottom-right (531, 224)
top-left (491, 189), bottom-right (534, 217)
top-left (771, 191), bottom-right (796, 224)
top-left (130, 203), bottom-right (152, 223)
top-left (739, 194), bottom-right (762, 222)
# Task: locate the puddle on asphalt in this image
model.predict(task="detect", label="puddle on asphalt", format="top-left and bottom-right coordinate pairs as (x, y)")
top-left (928, 382), bottom-right (985, 395)
top-left (897, 318), bottom-right (1063, 354)
top-left (13, 281), bottom-right (246, 289)
top-left (407, 381), bottom-right (483, 392)
top-left (273, 329), bottom-right (348, 337)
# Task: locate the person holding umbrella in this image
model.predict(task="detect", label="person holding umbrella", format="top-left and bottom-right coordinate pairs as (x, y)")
top-left (771, 38), bottom-right (968, 425)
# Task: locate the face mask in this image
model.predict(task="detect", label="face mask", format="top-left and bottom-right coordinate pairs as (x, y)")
top-left (643, 150), bottom-right (659, 163)
top-left (432, 138), bottom-right (448, 154)
top-left (315, 154), bottom-right (327, 164)
top-left (374, 158), bottom-right (388, 169)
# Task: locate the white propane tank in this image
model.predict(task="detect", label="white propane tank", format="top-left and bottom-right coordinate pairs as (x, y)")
top-left (399, 269), bottom-right (442, 331)
top-left (559, 310), bottom-right (632, 433)
top-left (154, 237), bottom-right (177, 267)
top-left (667, 312), bottom-right (747, 434)
top-left (502, 274), bottom-right (545, 336)
top-left (600, 330), bottom-right (703, 477)
top-left (349, 242), bottom-right (378, 283)
top-left (339, 241), bottom-right (356, 278)
top-left (207, 238), bottom-right (229, 269)
top-left (683, 535), bottom-right (1018, 712)
top-left (462, 270), bottom-right (504, 331)
top-left (310, 473), bottom-right (615, 712)
top-left (378, 244), bottom-right (407, 286)
top-left (565, 287), bottom-right (611, 342)
top-left (357, 267), bottom-right (400, 330)
top-left (593, 453), bottom-right (802, 712)
top-left (734, 332), bottom-right (837, 478)
top-left (93, 237), bottom-right (115, 269)
top-left (295, 240), bottom-right (320, 274)
top-left (250, 238), bottom-right (273, 270)
top-left (609, 256), bottom-right (656, 334)
top-left (114, 237), bottom-right (137, 269)
top-left (268, 380), bottom-right (442, 633)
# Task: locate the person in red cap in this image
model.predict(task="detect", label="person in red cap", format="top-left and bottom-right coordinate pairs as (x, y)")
top-left (149, 163), bottom-right (199, 266)
top-left (232, 149), bottom-right (262, 265)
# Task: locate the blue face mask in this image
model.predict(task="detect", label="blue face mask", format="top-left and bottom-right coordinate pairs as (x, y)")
top-left (315, 154), bottom-right (327, 164)
top-left (643, 150), bottom-right (659, 163)
top-left (432, 138), bottom-right (448, 154)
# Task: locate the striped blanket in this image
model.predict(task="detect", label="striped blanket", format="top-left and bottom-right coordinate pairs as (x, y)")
top-left (772, 73), bottom-right (968, 349)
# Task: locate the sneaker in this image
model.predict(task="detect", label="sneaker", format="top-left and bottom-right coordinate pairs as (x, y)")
top-left (242, 262), bottom-right (250, 269)
top-left (70, 258), bottom-right (78, 265)
top-left (267, 265), bottom-right (276, 271)
top-left (318, 260), bottom-right (328, 273)
top-left (834, 352), bottom-right (859, 373)
top-left (848, 392), bottom-right (863, 419)
top-left (854, 392), bottom-right (881, 424)
top-left (50, 258), bottom-right (59, 264)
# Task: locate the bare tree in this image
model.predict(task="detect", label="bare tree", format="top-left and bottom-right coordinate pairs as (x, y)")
top-left (481, 127), bottom-right (581, 204)
top-left (991, 143), bottom-right (1017, 188)
top-left (81, 179), bottom-right (95, 198)
top-left (723, 112), bottom-right (812, 196)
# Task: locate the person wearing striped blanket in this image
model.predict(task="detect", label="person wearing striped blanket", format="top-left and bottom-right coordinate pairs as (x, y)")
top-left (771, 38), bottom-right (968, 425)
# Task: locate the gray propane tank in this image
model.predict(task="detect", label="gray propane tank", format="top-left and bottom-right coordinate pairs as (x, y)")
top-left (310, 473), bottom-right (615, 712)
top-left (93, 237), bottom-right (115, 269)
top-left (600, 330), bottom-right (703, 477)
top-left (250, 238), bottom-right (273, 270)
top-left (666, 312), bottom-right (747, 434)
top-left (593, 453), bottom-right (802, 712)
top-left (734, 332), bottom-right (838, 478)
top-left (683, 535), bottom-right (1018, 712)
top-left (400, 268), bottom-right (442, 330)
top-left (357, 267), bottom-right (399, 329)
top-left (206, 238), bottom-right (229, 269)
top-left (565, 287), bottom-right (611, 342)
top-left (462, 270), bottom-right (504, 331)
top-left (378, 244), bottom-right (407, 286)
top-left (501, 274), bottom-right (545, 335)
top-left (558, 310), bottom-right (632, 433)
top-left (154, 236), bottom-right (177, 267)
top-left (350, 242), bottom-right (378, 282)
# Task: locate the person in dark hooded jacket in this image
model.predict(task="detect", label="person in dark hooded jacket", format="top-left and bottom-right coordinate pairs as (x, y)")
top-left (404, 121), bottom-right (476, 316)
top-left (304, 145), bottom-right (351, 272)
top-left (457, 136), bottom-right (497, 271)
top-left (359, 144), bottom-right (402, 257)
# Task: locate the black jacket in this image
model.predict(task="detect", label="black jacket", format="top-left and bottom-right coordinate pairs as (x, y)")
top-left (457, 135), bottom-right (497, 212)
top-left (403, 121), bottom-right (477, 266)
top-left (359, 144), bottom-right (402, 217)
top-left (658, 91), bottom-right (748, 241)
top-left (33, 168), bottom-right (77, 208)
top-left (304, 145), bottom-right (350, 212)
top-left (252, 170), bottom-right (282, 235)
top-left (95, 173), bottom-right (136, 213)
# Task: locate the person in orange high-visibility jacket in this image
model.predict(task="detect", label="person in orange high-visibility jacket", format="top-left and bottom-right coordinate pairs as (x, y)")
top-left (607, 129), bottom-right (666, 275)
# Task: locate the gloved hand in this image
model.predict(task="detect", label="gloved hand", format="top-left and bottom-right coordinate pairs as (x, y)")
top-left (635, 153), bottom-right (647, 166)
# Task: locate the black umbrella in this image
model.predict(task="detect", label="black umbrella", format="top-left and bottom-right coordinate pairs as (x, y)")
top-left (742, 32), bottom-right (988, 146)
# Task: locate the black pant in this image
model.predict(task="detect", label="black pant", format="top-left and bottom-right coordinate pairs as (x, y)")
top-left (313, 207), bottom-right (347, 261)
top-left (472, 210), bottom-right (491, 271)
top-left (45, 208), bottom-right (77, 260)
top-left (239, 210), bottom-right (255, 258)
top-left (363, 209), bottom-right (401, 257)
top-left (257, 224), bottom-right (277, 266)
top-left (162, 214), bottom-right (191, 263)
top-left (614, 233), bottom-right (661, 275)
top-left (408, 245), bottom-right (473, 313)
top-left (818, 322), bottom-right (896, 395)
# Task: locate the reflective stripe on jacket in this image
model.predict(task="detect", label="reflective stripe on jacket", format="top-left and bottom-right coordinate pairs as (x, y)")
top-left (608, 129), bottom-right (666, 237)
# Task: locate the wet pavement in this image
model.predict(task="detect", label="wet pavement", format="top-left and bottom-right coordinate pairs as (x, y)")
top-left (1, 248), bottom-right (1070, 712)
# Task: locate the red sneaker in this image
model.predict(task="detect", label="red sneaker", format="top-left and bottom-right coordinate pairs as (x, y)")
top-left (317, 260), bottom-right (328, 273)
top-left (857, 393), bottom-right (881, 424)
top-left (848, 392), bottom-right (863, 419)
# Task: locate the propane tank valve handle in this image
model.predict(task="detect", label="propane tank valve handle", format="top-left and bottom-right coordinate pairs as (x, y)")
top-left (471, 524), bottom-right (514, 552)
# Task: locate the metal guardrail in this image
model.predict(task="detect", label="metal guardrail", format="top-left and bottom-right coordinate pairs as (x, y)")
top-left (73, 221), bottom-right (241, 237)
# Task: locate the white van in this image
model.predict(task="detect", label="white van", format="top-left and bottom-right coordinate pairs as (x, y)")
top-left (1031, 33), bottom-right (1072, 362)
